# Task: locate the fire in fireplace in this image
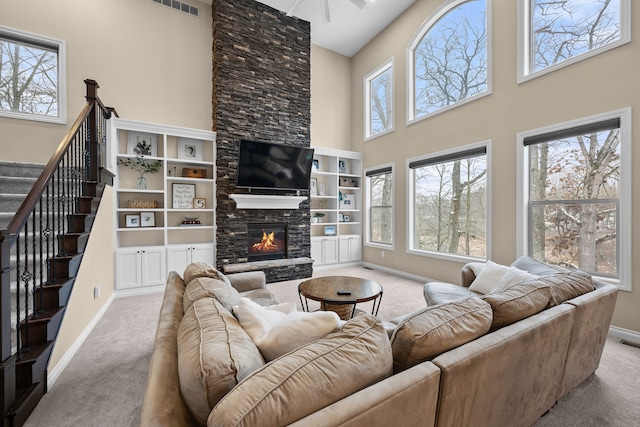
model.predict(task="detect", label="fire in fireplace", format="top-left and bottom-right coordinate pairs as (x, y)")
top-left (247, 223), bottom-right (287, 261)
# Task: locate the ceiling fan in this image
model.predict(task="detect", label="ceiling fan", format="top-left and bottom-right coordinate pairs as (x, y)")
top-left (286, 0), bottom-right (367, 24)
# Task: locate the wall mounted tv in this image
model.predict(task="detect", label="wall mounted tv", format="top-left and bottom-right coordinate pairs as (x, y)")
top-left (236, 139), bottom-right (315, 191)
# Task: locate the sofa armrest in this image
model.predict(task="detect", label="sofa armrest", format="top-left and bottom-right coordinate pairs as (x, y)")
top-left (227, 271), bottom-right (267, 293)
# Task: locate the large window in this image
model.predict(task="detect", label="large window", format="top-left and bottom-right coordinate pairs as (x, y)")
top-left (0, 26), bottom-right (66, 123)
top-left (365, 59), bottom-right (393, 140)
top-left (365, 164), bottom-right (394, 247)
top-left (409, 143), bottom-right (489, 260)
top-left (519, 0), bottom-right (630, 81)
top-left (518, 109), bottom-right (631, 289)
top-left (409, 0), bottom-right (489, 123)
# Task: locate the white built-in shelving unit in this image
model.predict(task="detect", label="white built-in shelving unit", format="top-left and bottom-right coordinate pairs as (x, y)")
top-left (110, 118), bottom-right (216, 292)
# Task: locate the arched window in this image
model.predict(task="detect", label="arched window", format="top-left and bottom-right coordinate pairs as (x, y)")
top-left (408, 0), bottom-right (489, 123)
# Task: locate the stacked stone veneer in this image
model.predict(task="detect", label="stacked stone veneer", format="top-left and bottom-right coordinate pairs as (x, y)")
top-left (212, 0), bottom-right (312, 282)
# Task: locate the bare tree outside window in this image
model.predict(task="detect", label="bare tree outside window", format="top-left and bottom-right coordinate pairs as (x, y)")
top-left (531, 0), bottom-right (621, 73)
top-left (528, 127), bottom-right (620, 276)
top-left (369, 66), bottom-right (392, 136)
top-left (0, 33), bottom-right (59, 118)
top-left (412, 152), bottom-right (486, 258)
top-left (413, 0), bottom-right (487, 119)
top-left (369, 171), bottom-right (393, 244)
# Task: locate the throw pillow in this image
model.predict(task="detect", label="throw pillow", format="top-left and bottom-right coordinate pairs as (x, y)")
top-left (491, 266), bottom-right (538, 293)
top-left (208, 314), bottom-right (393, 427)
top-left (177, 298), bottom-right (265, 426)
top-left (481, 283), bottom-right (551, 329)
top-left (468, 261), bottom-right (511, 294)
top-left (182, 276), bottom-right (240, 313)
top-left (527, 270), bottom-right (595, 307)
top-left (236, 298), bottom-right (342, 361)
top-left (183, 262), bottom-right (231, 286)
top-left (390, 297), bottom-right (493, 373)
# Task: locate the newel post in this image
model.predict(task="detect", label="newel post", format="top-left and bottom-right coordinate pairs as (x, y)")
top-left (85, 79), bottom-right (100, 183)
top-left (0, 231), bottom-right (17, 427)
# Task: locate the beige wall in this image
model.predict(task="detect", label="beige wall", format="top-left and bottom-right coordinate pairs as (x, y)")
top-left (310, 45), bottom-right (352, 150)
top-left (48, 186), bottom-right (115, 372)
top-left (0, 0), bottom-right (213, 163)
top-left (349, 0), bottom-right (640, 333)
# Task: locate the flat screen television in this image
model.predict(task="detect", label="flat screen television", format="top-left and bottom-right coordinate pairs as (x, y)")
top-left (236, 139), bottom-right (314, 191)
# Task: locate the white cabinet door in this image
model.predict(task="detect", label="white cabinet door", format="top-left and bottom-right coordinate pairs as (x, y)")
top-left (311, 237), bottom-right (338, 265)
top-left (167, 243), bottom-right (214, 276)
top-left (116, 246), bottom-right (165, 289)
top-left (116, 249), bottom-right (142, 289)
top-left (323, 237), bottom-right (339, 265)
top-left (141, 247), bottom-right (166, 287)
top-left (339, 235), bottom-right (362, 263)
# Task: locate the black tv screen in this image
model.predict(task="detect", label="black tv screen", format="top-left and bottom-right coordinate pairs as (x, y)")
top-left (236, 140), bottom-right (314, 191)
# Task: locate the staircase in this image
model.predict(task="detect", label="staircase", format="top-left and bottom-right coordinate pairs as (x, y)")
top-left (0, 80), bottom-right (116, 427)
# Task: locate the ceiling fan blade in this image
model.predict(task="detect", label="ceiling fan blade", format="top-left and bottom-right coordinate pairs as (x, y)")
top-left (349, 0), bottom-right (367, 9)
top-left (320, 0), bottom-right (331, 24)
top-left (286, 0), bottom-right (304, 17)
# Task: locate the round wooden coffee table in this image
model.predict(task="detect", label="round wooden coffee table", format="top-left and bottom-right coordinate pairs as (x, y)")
top-left (298, 276), bottom-right (383, 320)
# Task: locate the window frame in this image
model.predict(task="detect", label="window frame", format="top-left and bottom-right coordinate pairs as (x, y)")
top-left (364, 163), bottom-right (395, 249)
top-left (516, 108), bottom-right (632, 291)
top-left (407, 0), bottom-right (492, 125)
top-left (0, 25), bottom-right (67, 124)
top-left (407, 140), bottom-right (492, 263)
top-left (364, 58), bottom-right (394, 141)
top-left (517, 0), bottom-right (631, 84)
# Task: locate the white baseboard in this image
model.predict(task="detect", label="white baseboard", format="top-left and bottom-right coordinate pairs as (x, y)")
top-left (113, 285), bottom-right (165, 299)
top-left (362, 261), bottom-right (431, 283)
top-left (47, 293), bottom-right (115, 388)
top-left (609, 325), bottom-right (640, 345)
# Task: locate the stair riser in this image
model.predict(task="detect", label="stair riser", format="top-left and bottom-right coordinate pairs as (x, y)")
top-left (35, 279), bottom-right (75, 311)
top-left (0, 177), bottom-right (38, 195)
top-left (0, 162), bottom-right (44, 178)
top-left (20, 309), bottom-right (65, 347)
top-left (15, 344), bottom-right (53, 390)
top-left (47, 254), bottom-right (83, 281)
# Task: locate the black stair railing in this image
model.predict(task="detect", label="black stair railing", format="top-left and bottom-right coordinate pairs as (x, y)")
top-left (0, 79), bottom-right (116, 426)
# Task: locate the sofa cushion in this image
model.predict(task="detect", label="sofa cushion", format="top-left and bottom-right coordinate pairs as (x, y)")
top-left (510, 255), bottom-right (568, 276)
top-left (183, 276), bottom-right (240, 313)
top-left (468, 261), bottom-right (511, 294)
top-left (390, 298), bottom-right (493, 373)
top-left (491, 266), bottom-right (538, 293)
top-left (177, 298), bottom-right (265, 425)
top-left (208, 314), bottom-right (393, 427)
top-left (183, 262), bottom-right (231, 286)
top-left (527, 270), bottom-right (595, 307)
top-left (423, 281), bottom-right (480, 306)
top-left (481, 283), bottom-right (551, 329)
top-left (236, 298), bottom-right (342, 361)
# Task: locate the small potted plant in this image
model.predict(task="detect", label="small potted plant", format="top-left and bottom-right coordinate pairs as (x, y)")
top-left (313, 212), bottom-right (325, 223)
top-left (117, 155), bottom-right (163, 190)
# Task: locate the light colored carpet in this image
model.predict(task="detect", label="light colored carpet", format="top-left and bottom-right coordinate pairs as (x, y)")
top-left (23, 266), bottom-right (640, 426)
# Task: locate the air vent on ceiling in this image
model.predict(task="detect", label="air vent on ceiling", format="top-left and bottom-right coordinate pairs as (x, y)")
top-left (152, 0), bottom-right (199, 17)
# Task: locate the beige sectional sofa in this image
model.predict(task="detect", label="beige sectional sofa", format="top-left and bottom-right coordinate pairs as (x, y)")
top-left (140, 257), bottom-right (618, 427)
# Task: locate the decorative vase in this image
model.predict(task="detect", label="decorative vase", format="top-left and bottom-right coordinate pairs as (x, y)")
top-left (137, 175), bottom-right (147, 190)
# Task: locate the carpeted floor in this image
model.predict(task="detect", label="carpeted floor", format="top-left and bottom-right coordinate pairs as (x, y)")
top-left (23, 266), bottom-right (640, 426)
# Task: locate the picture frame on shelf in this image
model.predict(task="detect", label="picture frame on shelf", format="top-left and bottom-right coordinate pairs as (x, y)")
top-left (338, 159), bottom-right (347, 174)
top-left (344, 215), bottom-right (351, 222)
top-left (324, 225), bottom-right (336, 236)
top-left (140, 211), bottom-right (156, 227)
top-left (193, 198), bottom-right (206, 209)
top-left (172, 183), bottom-right (196, 208)
top-left (310, 177), bottom-right (318, 196)
top-left (339, 193), bottom-right (356, 209)
top-left (125, 214), bottom-right (140, 228)
top-left (318, 182), bottom-right (326, 196)
top-left (178, 138), bottom-right (203, 161)
top-left (338, 213), bottom-right (344, 222)
top-left (127, 132), bottom-right (157, 157)
top-left (312, 158), bottom-right (321, 171)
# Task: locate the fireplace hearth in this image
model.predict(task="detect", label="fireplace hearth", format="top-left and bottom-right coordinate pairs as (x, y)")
top-left (247, 223), bottom-right (287, 262)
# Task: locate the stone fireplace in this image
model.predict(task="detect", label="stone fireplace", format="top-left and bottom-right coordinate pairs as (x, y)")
top-left (212, 0), bottom-right (313, 282)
